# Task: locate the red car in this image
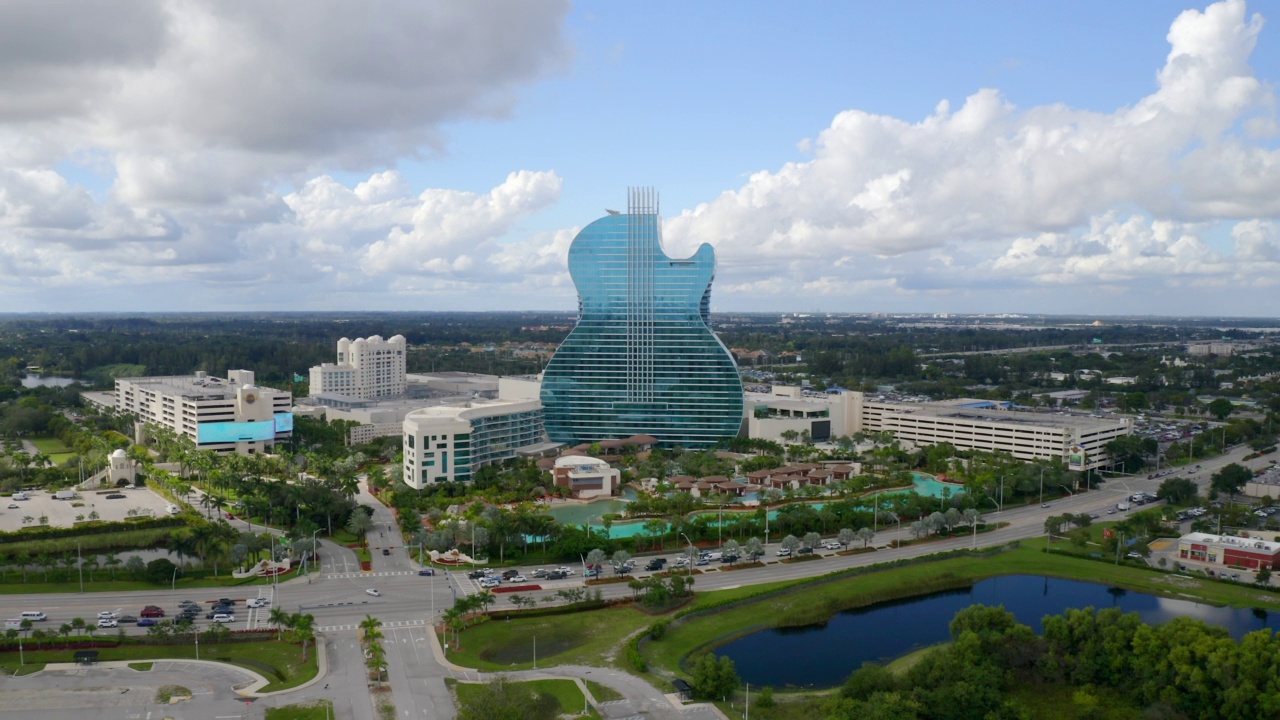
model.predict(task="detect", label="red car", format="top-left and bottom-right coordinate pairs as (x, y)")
top-left (140, 606), bottom-right (165, 618)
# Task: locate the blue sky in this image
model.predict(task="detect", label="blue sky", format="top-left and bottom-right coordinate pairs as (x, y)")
top-left (1, 1), bottom-right (1279, 315)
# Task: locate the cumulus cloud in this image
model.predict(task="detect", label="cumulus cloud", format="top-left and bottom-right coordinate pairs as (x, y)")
top-left (663, 0), bottom-right (1280, 308)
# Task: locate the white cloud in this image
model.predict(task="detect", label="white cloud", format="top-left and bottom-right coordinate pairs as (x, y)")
top-left (662, 0), bottom-right (1280, 310)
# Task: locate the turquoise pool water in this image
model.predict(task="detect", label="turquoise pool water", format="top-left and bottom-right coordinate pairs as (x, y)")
top-left (540, 475), bottom-right (962, 540)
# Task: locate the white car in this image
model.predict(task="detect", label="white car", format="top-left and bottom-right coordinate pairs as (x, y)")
top-left (509, 574), bottom-right (527, 583)
top-left (212, 613), bottom-right (235, 623)
top-left (479, 577), bottom-right (501, 589)
top-left (366, 588), bottom-right (381, 597)
top-left (247, 598), bottom-right (270, 608)
top-left (555, 566), bottom-right (574, 576)
top-left (97, 618), bottom-right (117, 628)
top-left (97, 611), bottom-right (116, 620)
top-left (776, 548), bottom-right (792, 557)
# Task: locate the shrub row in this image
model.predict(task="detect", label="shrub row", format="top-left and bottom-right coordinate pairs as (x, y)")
top-left (0, 516), bottom-right (189, 545)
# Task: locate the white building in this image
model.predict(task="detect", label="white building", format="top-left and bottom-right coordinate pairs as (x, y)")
top-left (401, 379), bottom-right (549, 488)
top-left (309, 335), bottom-right (407, 400)
top-left (747, 387), bottom-right (1132, 472)
top-left (115, 370), bottom-right (292, 454)
top-left (552, 455), bottom-right (618, 499)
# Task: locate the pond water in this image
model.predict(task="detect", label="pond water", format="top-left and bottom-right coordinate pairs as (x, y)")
top-left (717, 574), bottom-right (1280, 688)
top-left (20, 375), bottom-right (81, 388)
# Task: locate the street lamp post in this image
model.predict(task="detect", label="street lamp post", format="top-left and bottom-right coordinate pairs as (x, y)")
top-left (308, 529), bottom-right (320, 576)
top-left (680, 532), bottom-right (695, 566)
top-left (1039, 466), bottom-right (1045, 506)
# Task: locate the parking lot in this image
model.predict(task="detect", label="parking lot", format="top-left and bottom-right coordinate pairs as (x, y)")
top-left (0, 487), bottom-right (174, 531)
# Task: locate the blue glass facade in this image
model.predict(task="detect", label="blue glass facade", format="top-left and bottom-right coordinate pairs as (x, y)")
top-left (541, 189), bottom-right (743, 448)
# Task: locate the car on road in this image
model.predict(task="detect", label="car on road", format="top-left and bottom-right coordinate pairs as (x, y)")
top-left (501, 569), bottom-right (521, 580)
top-left (5, 503), bottom-right (17, 509)
top-left (366, 588), bottom-right (381, 597)
top-left (212, 613), bottom-right (235, 623)
top-left (136, 618), bottom-right (158, 627)
top-left (97, 618), bottom-right (117, 628)
top-left (1126, 552), bottom-right (1144, 559)
top-left (1106, 509), bottom-right (1117, 515)
top-left (531, 568), bottom-right (548, 578)
top-left (118, 615), bottom-right (137, 624)
top-left (508, 574), bottom-right (527, 583)
top-left (776, 548), bottom-right (792, 557)
top-left (97, 611), bottom-right (116, 620)
top-left (644, 561), bottom-right (663, 571)
top-left (546, 570), bottom-right (567, 580)
top-left (140, 606), bottom-right (165, 618)
top-left (382, 548), bottom-right (390, 556)
top-left (247, 598), bottom-right (269, 608)
top-left (217, 598), bottom-right (236, 606)
top-left (206, 609), bottom-right (232, 619)
top-left (1041, 503), bottom-right (1052, 509)
top-left (1089, 513), bottom-right (1100, 519)
top-left (418, 569), bottom-right (434, 576)
top-left (555, 566), bottom-right (574, 576)
top-left (479, 577), bottom-right (501, 588)
top-left (177, 611), bottom-right (198, 622)
top-left (467, 570), bottom-right (488, 580)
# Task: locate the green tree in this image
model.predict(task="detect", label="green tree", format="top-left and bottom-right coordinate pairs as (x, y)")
top-left (1208, 398), bottom-right (1234, 421)
top-left (1158, 476), bottom-right (1199, 505)
top-left (691, 653), bottom-right (739, 701)
top-left (1211, 463), bottom-right (1252, 502)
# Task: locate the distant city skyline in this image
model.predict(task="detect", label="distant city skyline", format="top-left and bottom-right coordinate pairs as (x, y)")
top-left (1, 1), bottom-right (1278, 316)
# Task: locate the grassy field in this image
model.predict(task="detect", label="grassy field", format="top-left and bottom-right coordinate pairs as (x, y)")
top-left (0, 571), bottom-right (275, 595)
top-left (443, 606), bottom-right (646, 670)
top-left (454, 678), bottom-right (597, 718)
top-left (265, 700), bottom-right (335, 720)
top-left (583, 678), bottom-right (624, 702)
top-left (0, 640), bottom-right (317, 691)
top-left (28, 437), bottom-right (72, 455)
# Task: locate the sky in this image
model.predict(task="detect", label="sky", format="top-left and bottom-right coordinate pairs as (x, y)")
top-left (2, 0), bottom-right (1280, 317)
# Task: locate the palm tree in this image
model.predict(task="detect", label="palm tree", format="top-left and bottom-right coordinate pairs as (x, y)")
top-left (103, 553), bottom-right (121, 580)
top-left (82, 556), bottom-right (99, 582)
top-left (289, 613), bottom-right (316, 661)
top-left (70, 617), bottom-right (86, 637)
top-left (359, 614), bottom-right (383, 639)
top-left (35, 552), bottom-right (54, 582)
top-left (15, 553), bottom-right (30, 582)
top-left (269, 607), bottom-right (292, 641)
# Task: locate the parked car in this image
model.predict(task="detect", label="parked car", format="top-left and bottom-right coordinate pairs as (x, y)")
top-left (6, 503), bottom-right (17, 509)
top-left (247, 598), bottom-right (269, 608)
top-left (366, 588), bottom-right (381, 597)
top-left (797, 547), bottom-right (814, 555)
top-left (776, 548), bottom-right (792, 557)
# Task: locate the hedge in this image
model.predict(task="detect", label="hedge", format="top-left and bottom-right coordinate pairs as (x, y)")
top-left (0, 516), bottom-right (190, 545)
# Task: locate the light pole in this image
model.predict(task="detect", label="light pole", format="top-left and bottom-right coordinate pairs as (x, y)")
top-left (77, 540), bottom-right (83, 593)
top-left (680, 532), bottom-right (695, 566)
top-left (1039, 466), bottom-right (1045, 506)
top-left (308, 529), bottom-right (320, 576)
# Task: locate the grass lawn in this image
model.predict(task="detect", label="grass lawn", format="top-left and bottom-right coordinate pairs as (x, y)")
top-left (583, 678), bottom-right (624, 702)
top-left (0, 640), bottom-right (317, 690)
top-left (265, 700), bottom-right (335, 720)
top-left (885, 644), bottom-right (943, 675)
top-left (444, 606), bottom-right (645, 671)
top-left (1007, 682), bottom-right (1142, 719)
top-left (0, 571), bottom-right (277, 595)
top-left (128, 661), bottom-right (153, 671)
top-left (455, 678), bottom-right (597, 718)
top-left (28, 437), bottom-right (72, 455)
